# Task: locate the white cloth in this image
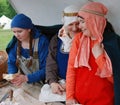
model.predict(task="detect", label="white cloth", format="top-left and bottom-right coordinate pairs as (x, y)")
top-left (39, 84), bottom-right (66, 102)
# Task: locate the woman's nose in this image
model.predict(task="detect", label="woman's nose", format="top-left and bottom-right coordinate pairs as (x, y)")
top-left (15, 33), bottom-right (19, 37)
top-left (72, 25), bottom-right (78, 31)
top-left (78, 22), bottom-right (82, 29)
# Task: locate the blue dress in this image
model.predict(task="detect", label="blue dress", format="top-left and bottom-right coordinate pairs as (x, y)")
top-left (7, 28), bottom-right (49, 83)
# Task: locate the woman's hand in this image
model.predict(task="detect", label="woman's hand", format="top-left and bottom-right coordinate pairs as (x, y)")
top-left (58, 26), bottom-right (68, 37)
top-left (92, 43), bottom-right (104, 59)
top-left (50, 82), bottom-right (65, 95)
top-left (11, 74), bottom-right (28, 87)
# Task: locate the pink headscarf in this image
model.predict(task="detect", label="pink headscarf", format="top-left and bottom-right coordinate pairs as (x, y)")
top-left (74, 2), bottom-right (112, 77)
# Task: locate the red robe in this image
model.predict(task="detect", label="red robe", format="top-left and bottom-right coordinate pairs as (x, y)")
top-left (66, 34), bottom-right (114, 105)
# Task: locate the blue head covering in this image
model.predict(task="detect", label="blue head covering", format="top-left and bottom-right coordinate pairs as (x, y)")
top-left (11, 13), bottom-right (33, 29)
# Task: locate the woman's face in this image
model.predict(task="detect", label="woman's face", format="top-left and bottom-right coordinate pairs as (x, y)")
top-left (65, 21), bottom-right (80, 37)
top-left (78, 16), bottom-right (91, 37)
top-left (12, 28), bottom-right (31, 42)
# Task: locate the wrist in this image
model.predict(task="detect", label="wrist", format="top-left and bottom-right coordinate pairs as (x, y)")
top-left (25, 75), bottom-right (28, 82)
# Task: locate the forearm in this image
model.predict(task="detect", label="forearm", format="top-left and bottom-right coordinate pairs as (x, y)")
top-left (27, 69), bottom-right (45, 83)
top-left (8, 61), bottom-right (18, 74)
top-left (46, 58), bottom-right (59, 84)
top-left (7, 45), bottom-right (18, 74)
top-left (66, 67), bottom-right (76, 100)
top-left (95, 53), bottom-right (113, 77)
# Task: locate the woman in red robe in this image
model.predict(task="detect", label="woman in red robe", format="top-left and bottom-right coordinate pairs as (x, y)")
top-left (66, 2), bottom-right (114, 105)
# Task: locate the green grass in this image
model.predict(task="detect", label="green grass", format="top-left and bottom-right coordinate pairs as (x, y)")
top-left (0, 29), bottom-right (13, 50)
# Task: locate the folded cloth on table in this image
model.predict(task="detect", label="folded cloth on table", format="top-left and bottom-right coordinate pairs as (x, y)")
top-left (39, 84), bottom-right (66, 102)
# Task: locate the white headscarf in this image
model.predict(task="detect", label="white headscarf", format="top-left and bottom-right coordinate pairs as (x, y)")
top-left (62, 5), bottom-right (80, 26)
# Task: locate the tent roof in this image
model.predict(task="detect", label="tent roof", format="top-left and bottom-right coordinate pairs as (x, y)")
top-left (9, 0), bottom-right (120, 34)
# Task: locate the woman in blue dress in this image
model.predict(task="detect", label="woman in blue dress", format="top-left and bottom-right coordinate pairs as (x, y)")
top-left (7, 13), bottom-right (49, 87)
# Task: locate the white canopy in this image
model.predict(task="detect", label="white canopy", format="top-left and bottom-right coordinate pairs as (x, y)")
top-left (0, 15), bottom-right (12, 29)
top-left (9, 0), bottom-right (120, 35)
top-left (3, 20), bottom-right (12, 30)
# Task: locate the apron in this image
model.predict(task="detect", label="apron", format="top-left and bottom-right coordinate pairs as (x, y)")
top-left (17, 38), bottom-right (42, 99)
top-left (18, 38), bottom-right (39, 75)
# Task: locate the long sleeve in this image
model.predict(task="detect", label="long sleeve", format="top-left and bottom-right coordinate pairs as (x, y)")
top-left (95, 51), bottom-right (113, 78)
top-left (7, 43), bottom-right (18, 74)
top-left (96, 54), bottom-right (107, 70)
top-left (46, 35), bottom-right (59, 84)
top-left (66, 34), bottom-right (80, 100)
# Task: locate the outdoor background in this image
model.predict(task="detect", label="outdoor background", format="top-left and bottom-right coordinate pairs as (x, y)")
top-left (0, 0), bottom-right (16, 50)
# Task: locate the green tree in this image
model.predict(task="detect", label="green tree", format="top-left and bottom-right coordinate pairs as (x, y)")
top-left (0, 0), bottom-right (16, 19)
top-left (0, 0), bottom-right (6, 16)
